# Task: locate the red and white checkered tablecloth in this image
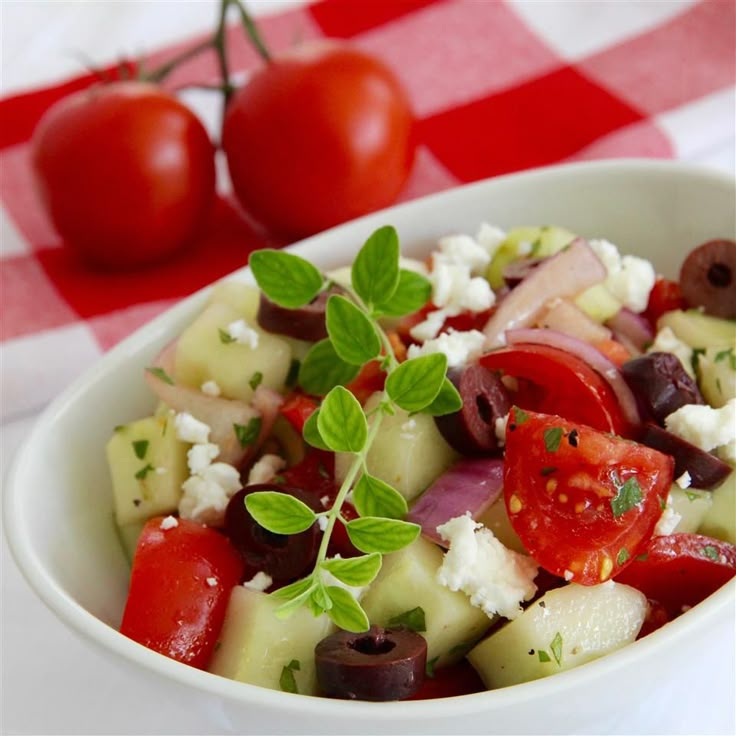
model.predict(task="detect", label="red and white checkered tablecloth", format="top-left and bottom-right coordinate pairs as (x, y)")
top-left (2, 0), bottom-right (735, 422)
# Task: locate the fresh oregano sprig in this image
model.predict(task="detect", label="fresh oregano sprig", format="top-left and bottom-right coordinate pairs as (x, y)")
top-left (245, 225), bottom-right (462, 632)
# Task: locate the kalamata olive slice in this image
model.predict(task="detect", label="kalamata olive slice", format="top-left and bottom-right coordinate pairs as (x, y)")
top-left (224, 483), bottom-right (321, 585)
top-left (315, 626), bottom-right (427, 701)
top-left (257, 283), bottom-right (345, 342)
top-left (639, 424), bottom-right (732, 490)
top-left (434, 364), bottom-right (511, 455)
top-left (679, 239), bottom-right (736, 319)
top-left (621, 352), bottom-right (703, 425)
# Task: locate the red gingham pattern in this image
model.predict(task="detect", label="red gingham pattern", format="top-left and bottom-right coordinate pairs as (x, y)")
top-left (1, 0), bottom-right (734, 420)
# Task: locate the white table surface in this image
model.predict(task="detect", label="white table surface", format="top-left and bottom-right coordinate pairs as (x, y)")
top-left (2, 2), bottom-right (735, 734)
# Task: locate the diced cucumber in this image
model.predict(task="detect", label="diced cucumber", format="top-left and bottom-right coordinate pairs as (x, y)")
top-left (575, 283), bottom-right (622, 323)
top-left (467, 582), bottom-right (647, 689)
top-left (208, 586), bottom-right (334, 695)
top-left (698, 472), bottom-right (736, 544)
top-left (658, 310), bottom-right (736, 349)
top-left (175, 302), bottom-right (293, 402)
top-left (476, 498), bottom-right (527, 554)
top-left (695, 346), bottom-right (736, 408)
top-left (115, 518), bottom-right (146, 566)
top-left (360, 536), bottom-right (493, 668)
top-left (334, 393), bottom-right (458, 502)
top-left (207, 281), bottom-right (261, 320)
top-left (669, 485), bottom-right (713, 534)
top-left (106, 415), bottom-right (189, 526)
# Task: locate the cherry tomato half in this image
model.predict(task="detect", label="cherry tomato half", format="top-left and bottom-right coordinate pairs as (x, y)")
top-left (503, 408), bottom-right (673, 585)
top-left (120, 517), bottom-right (243, 669)
top-left (614, 533), bottom-right (736, 619)
top-left (479, 343), bottom-right (630, 436)
top-left (408, 660), bottom-right (485, 700)
top-left (644, 278), bottom-right (686, 327)
top-left (32, 82), bottom-right (216, 269)
top-left (223, 40), bottom-right (415, 238)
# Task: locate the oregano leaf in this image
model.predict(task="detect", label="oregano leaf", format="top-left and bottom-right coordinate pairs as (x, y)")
top-left (423, 377), bottom-right (463, 416)
top-left (326, 295), bottom-right (382, 366)
top-left (324, 586), bottom-right (370, 633)
top-left (302, 409), bottom-right (330, 451)
top-left (317, 386), bottom-right (368, 453)
top-left (245, 491), bottom-right (317, 534)
top-left (249, 249), bottom-right (324, 309)
top-left (351, 225), bottom-right (400, 308)
top-left (346, 516), bottom-right (421, 554)
top-left (299, 339), bottom-right (360, 396)
top-left (320, 553), bottom-right (382, 587)
top-left (375, 268), bottom-right (432, 318)
top-left (352, 473), bottom-right (408, 519)
top-left (385, 353), bottom-right (448, 412)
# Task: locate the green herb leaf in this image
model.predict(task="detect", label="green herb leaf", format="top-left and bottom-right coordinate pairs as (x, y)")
top-left (249, 249), bottom-right (324, 308)
top-left (550, 632), bottom-right (563, 666)
top-left (351, 225), bottom-right (400, 309)
top-left (425, 656), bottom-right (440, 678)
top-left (132, 439), bottom-right (149, 460)
top-left (610, 475), bottom-right (643, 518)
top-left (385, 353), bottom-right (447, 413)
top-left (714, 347), bottom-right (736, 370)
top-left (617, 547), bottom-right (630, 566)
top-left (326, 294), bottom-right (382, 366)
top-left (541, 466), bottom-right (557, 477)
top-left (538, 650), bottom-right (551, 663)
top-left (423, 377), bottom-right (463, 417)
top-left (218, 327), bottom-right (237, 344)
top-left (317, 386), bottom-right (368, 453)
top-left (346, 517), bottom-right (421, 554)
top-left (691, 347), bottom-right (706, 374)
top-left (134, 463), bottom-right (154, 480)
top-left (310, 582), bottom-right (333, 612)
top-left (299, 339), bottom-right (360, 396)
top-left (234, 417), bottom-right (262, 448)
top-left (544, 427), bottom-right (563, 453)
top-left (146, 366), bottom-right (174, 385)
top-left (325, 586), bottom-right (370, 632)
top-left (286, 358), bottom-right (301, 388)
top-left (702, 545), bottom-right (720, 562)
top-left (249, 371), bottom-right (263, 390)
top-left (512, 406), bottom-right (529, 425)
top-left (321, 553), bottom-right (382, 587)
top-left (374, 269), bottom-right (432, 318)
top-left (302, 409), bottom-right (330, 451)
top-left (279, 660), bottom-right (300, 694)
top-left (352, 473), bottom-right (408, 519)
top-left (245, 491), bottom-right (317, 535)
top-left (270, 576), bottom-right (315, 602)
top-left (388, 606), bottom-right (426, 632)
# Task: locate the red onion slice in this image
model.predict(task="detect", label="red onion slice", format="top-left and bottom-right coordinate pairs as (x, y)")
top-left (606, 307), bottom-right (654, 354)
top-left (505, 327), bottom-right (641, 429)
top-left (483, 238), bottom-right (607, 349)
top-left (144, 341), bottom-right (282, 467)
top-left (538, 298), bottom-right (611, 344)
top-left (407, 457), bottom-right (504, 547)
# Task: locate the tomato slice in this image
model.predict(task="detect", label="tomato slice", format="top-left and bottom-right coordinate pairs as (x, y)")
top-left (503, 408), bottom-right (673, 585)
top-left (397, 303), bottom-right (494, 346)
top-left (644, 278), bottom-right (686, 327)
top-left (280, 392), bottom-right (318, 434)
top-left (408, 660), bottom-right (485, 700)
top-left (480, 344), bottom-right (629, 435)
top-left (120, 517), bottom-right (243, 669)
top-left (614, 533), bottom-right (736, 619)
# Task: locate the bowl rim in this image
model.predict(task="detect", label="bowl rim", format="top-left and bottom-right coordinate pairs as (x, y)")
top-left (4, 157), bottom-right (735, 722)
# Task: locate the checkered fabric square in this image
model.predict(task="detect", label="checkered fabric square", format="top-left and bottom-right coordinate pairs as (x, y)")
top-left (1, 0), bottom-right (734, 420)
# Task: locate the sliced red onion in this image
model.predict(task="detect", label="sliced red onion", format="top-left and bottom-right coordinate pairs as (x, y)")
top-left (483, 238), bottom-right (607, 349)
top-left (606, 307), bottom-right (655, 354)
top-left (505, 327), bottom-right (641, 429)
top-left (144, 341), bottom-right (282, 467)
top-left (538, 298), bottom-right (612, 344)
top-left (407, 457), bottom-right (504, 547)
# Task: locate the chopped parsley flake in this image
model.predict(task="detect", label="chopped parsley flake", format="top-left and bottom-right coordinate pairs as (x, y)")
top-left (617, 547), bottom-right (630, 566)
top-left (146, 367), bottom-right (174, 385)
top-left (610, 475), bottom-right (642, 518)
top-left (513, 406), bottom-right (530, 425)
top-left (685, 491), bottom-right (699, 502)
top-left (538, 650), bottom-right (551, 663)
top-left (425, 656), bottom-right (439, 678)
top-left (544, 427), bottom-right (563, 453)
top-left (714, 347), bottom-right (735, 370)
top-left (635, 552), bottom-right (649, 562)
top-left (218, 328), bottom-right (237, 344)
top-left (132, 439), bottom-right (149, 460)
top-left (541, 466), bottom-right (557, 477)
top-left (691, 348), bottom-right (706, 373)
top-left (550, 632), bottom-right (563, 666)
top-left (279, 659), bottom-right (300, 694)
top-left (135, 463), bottom-right (154, 480)
top-left (234, 417), bottom-right (262, 448)
top-left (701, 545), bottom-right (720, 562)
top-left (388, 607), bottom-right (426, 633)
top-left (249, 371), bottom-right (264, 391)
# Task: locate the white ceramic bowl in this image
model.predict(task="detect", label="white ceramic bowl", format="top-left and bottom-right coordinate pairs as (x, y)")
top-left (5, 160), bottom-right (735, 735)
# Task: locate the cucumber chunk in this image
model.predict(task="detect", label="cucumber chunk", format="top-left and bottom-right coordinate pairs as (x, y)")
top-left (669, 485), bottom-right (713, 534)
top-left (658, 309), bottom-right (736, 349)
top-left (698, 472), bottom-right (736, 544)
top-left (467, 582), bottom-right (647, 689)
top-left (695, 346), bottom-right (736, 408)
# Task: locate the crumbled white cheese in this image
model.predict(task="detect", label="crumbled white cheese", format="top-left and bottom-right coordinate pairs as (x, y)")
top-left (437, 234), bottom-right (491, 275)
top-left (475, 223), bottom-right (507, 260)
top-left (563, 569), bottom-right (574, 582)
top-left (495, 413), bottom-right (509, 447)
top-left (174, 412), bottom-right (211, 444)
top-left (588, 238), bottom-right (655, 313)
top-left (159, 515), bottom-right (179, 531)
top-left (436, 514), bottom-right (538, 620)
top-left (247, 453), bottom-right (286, 485)
top-left (654, 494), bottom-right (682, 536)
top-left (200, 379), bottom-right (222, 397)
top-left (407, 329), bottom-right (485, 369)
top-left (179, 461), bottom-right (243, 527)
top-left (206, 576), bottom-right (218, 587)
top-left (429, 257), bottom-right (495, 316)
top-left (647, 327), bottom-right (695, 379)
top-left (187, 442), bottom-right (220, 475)
top-left (675, 470), bottom-right (692, 489)
top-left (243, 571), bottom-right (273, 592)
top-left (317, 515), bottom-right (329, 532)
top-left (320, 495), bottom-right (331, 509)
top-left (409, 308), bottom-right (447, 343)
top-left (226, 319), bottom-right (260, 349)
top-left (665, 399), bottom-right (736, 463)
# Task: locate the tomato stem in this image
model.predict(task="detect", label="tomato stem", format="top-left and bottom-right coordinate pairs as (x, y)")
top-left (232, 0), bottom-right (272, 63)
top-left (145, 38), bottom-right (215, 84)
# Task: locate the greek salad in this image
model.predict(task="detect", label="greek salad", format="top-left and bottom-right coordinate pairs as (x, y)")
top-left (108, 224), bottom-right (736, 700)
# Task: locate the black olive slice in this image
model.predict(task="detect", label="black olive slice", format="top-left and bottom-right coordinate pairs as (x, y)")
top-left (434, 364), bottom-right (511, 456)
top-left (315, 625), bottom-right (427, 701)
top-left (679, 239), bottom-right (736, 319)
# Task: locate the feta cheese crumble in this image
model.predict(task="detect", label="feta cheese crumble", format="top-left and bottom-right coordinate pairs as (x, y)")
top-left (654, 494), bottom-right (682, 536)
top-left (243, 571), bottom-right (273, 592)
top-left (159, 515), bottom-right (179, 530)
top-left (174, 412), bottom-right (211, 444)
top-left (187, 442), bottom-right (220, 475)
top-left (665, 398), bottom-right (736, 463)
top-left (226, 319), bottom-right (260, 349)
top-left (200, 379), bottom-right (222, 397)
top-left (589, 238), bottom-right (655, 313)
top-left (206, 576), bottom-right (218, 587)
top-left (675, 470), bottom-right (692, 489)
top-left (247, 453), bottom-right (286, 485)
top-left (495, 413), bottom-right (509, 447)
top-left (407, 329), bottom-right (485, 369)
top-left (436, 514), bottom-right (538, 620)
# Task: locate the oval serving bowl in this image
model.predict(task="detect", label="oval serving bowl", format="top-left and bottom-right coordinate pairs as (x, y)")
top-left (4, 160), bottom-right (735, 735)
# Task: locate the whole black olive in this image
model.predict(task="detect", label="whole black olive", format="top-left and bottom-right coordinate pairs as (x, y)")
top-left (224, 483), bottom-right (321, 585)
top-left (315, 625), bottom-right (427, 701)
top-left (679, 239), bottom-right (736, 319)
top-left (639, 424), bottom-right (732, 490)
top-left (257, 283), bottom-right (345, 342)
top-left (621, 352), bottom-right (704, 425)
top-left (434, 364), bottom-right (511, 455)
